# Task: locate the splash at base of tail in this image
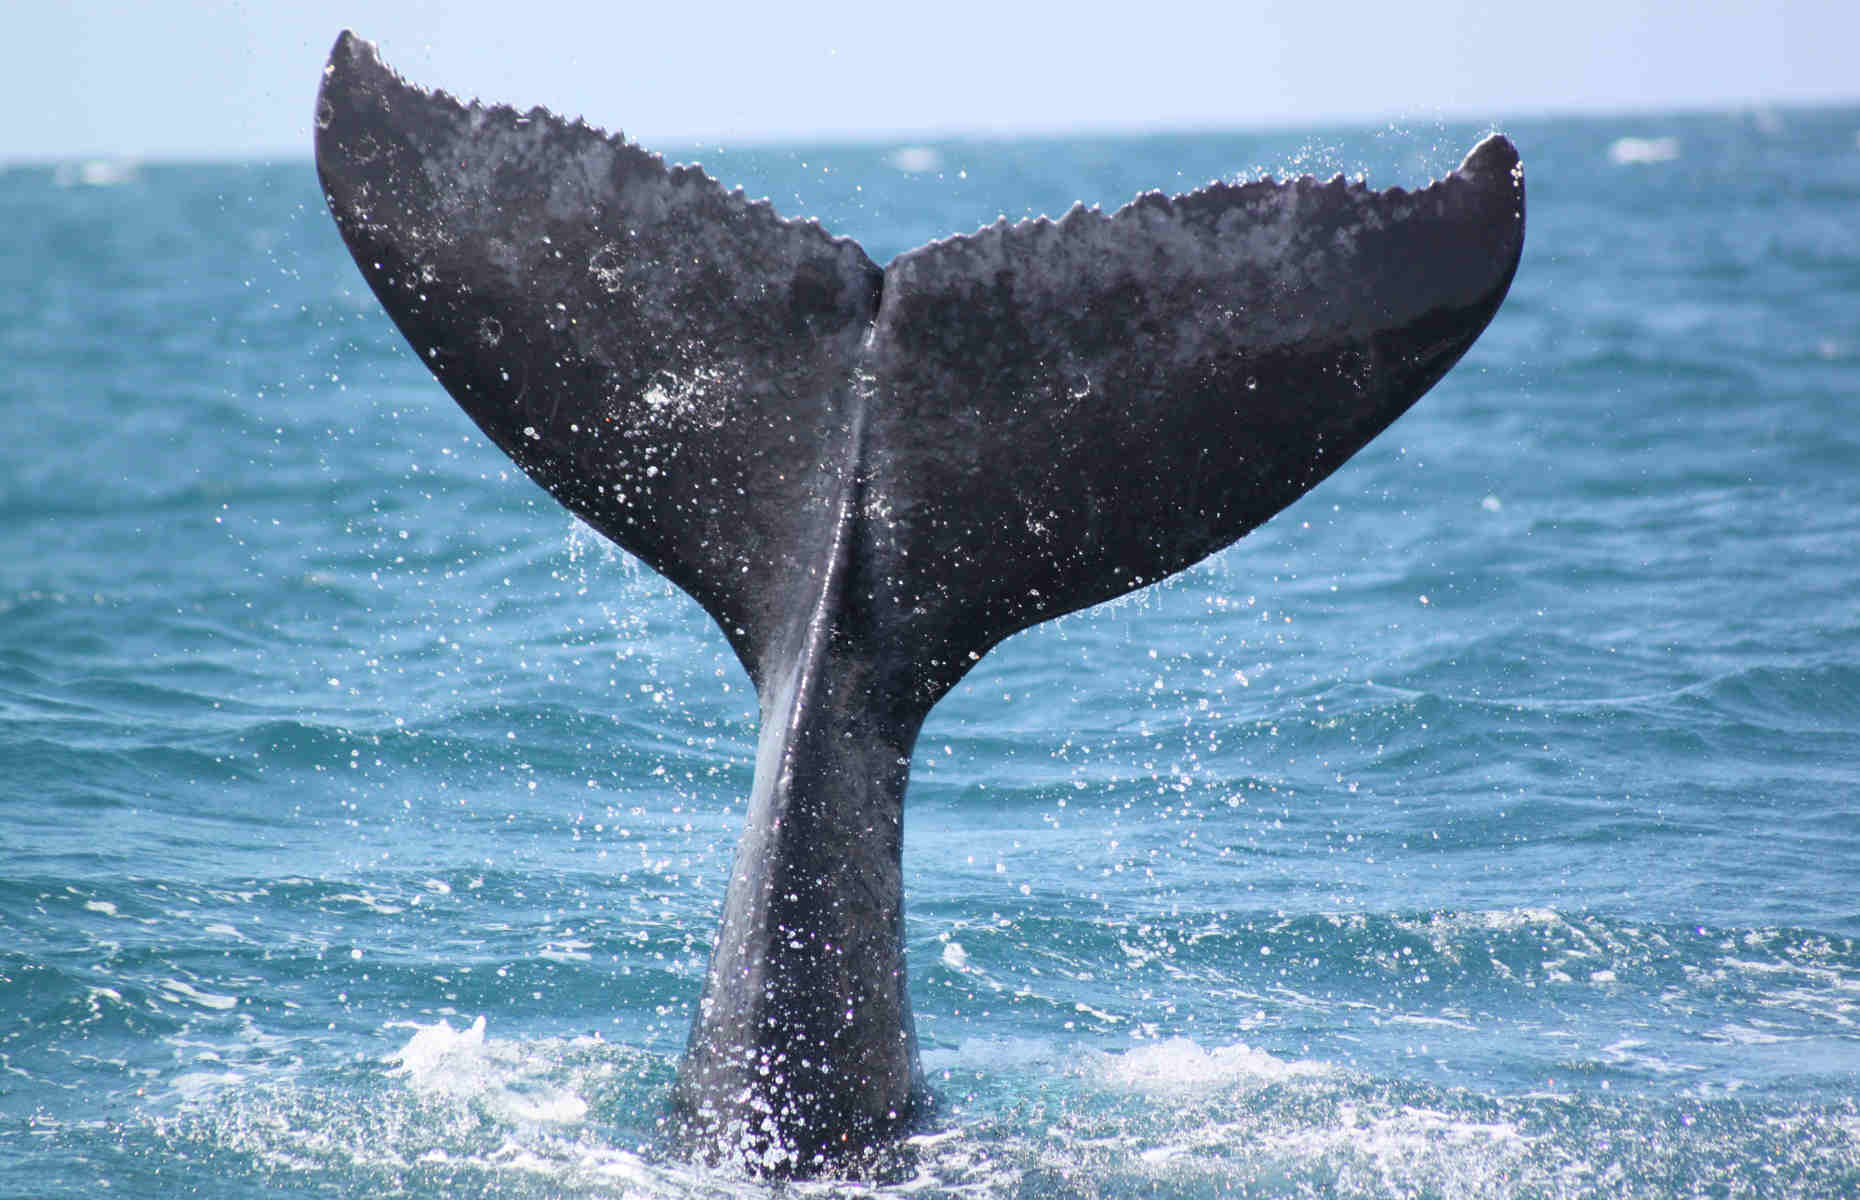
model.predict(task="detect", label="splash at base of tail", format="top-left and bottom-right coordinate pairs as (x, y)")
top-left (313, 30), bottom-right (1524, 1176)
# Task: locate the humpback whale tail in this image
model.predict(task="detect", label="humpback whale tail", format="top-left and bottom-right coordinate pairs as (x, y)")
top-left (314, 30), bottom-right (1524, 1175)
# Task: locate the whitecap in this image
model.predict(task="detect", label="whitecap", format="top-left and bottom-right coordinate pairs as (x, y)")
top-left (53, 159), bottom-right (138, 187)
top-left (390, 1014), bottom-right (487, 1084)
top-left (1100, 1036), bottom-right (1329, 1090)
top-left (538, 938), bottom-right (593, 962)
top-left (160, 979), bottom-right (238, 1011)
top-left (329, 891), bottom-right (405, 914)
top-left (1387, 1012), bottom-right (1478, 1032)
top-left (887, 145), bottom-right (942, 173)
top-left (1608, 136), bottom-right (1680, 165)
top-left (387, 1017), bottom-right (590, 1126)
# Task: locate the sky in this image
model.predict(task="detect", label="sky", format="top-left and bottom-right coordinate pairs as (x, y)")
top-left (7, 0), bottom-right (1857, 161)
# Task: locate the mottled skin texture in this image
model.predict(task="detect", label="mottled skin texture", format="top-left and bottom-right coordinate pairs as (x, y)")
top-left (313, 31), bottom-right (1525, 1176)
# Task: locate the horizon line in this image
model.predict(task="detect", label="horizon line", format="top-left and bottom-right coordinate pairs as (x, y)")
top-left (5, 93), bottom-right (1857, 169)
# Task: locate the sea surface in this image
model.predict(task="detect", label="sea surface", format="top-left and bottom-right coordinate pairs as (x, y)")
top-left (4, 106), bottom-right (1860, 1198)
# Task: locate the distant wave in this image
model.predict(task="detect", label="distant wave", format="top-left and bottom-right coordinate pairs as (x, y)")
top-left (1607, 136), bottom-right (1681, 165)
top-left (886, 145), bottom-right (942, 173)
top-left (52, 159), bottom-right (138, 187)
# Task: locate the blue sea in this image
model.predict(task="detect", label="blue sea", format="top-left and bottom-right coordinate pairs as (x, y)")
top-left (4, 106), bottom-right (1860, 1197)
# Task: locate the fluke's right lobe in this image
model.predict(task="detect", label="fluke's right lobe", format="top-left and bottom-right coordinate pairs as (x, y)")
top-left (316, 29), bottom-right (1522, 708)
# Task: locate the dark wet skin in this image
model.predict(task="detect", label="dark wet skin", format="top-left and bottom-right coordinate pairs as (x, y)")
top-left (314, 30), bottom-right (1524, 1176)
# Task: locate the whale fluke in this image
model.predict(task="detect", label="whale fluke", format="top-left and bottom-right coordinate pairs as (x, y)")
top-left (314, 29), bottom-right (1524, 1175)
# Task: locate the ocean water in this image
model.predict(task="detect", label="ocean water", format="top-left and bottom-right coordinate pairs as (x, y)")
top-left (4, 105), bottom-right (1860, 1198)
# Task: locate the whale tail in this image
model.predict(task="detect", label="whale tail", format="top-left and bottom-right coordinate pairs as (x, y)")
top-left (315, 30), bottom-right (1524, 1174)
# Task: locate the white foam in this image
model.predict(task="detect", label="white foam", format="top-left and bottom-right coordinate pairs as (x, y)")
top-left (330, 891), bottom-right (405, 914)
top-left (391, 1014), bottom-right (487, 1081)
top-left (1324, 1103), bottom-right (1530, 1173)
top-left (1601, 1037), bottom-right (1705, 1075)
top-left (388, 1017), bottom-right (589, 1125)
top-left (168, 1069), bottom-right (247, 1102)
top-left (1710, 1022), bottom-right (1794, 1046)
top-left (160, 979), bottom-right (238, 1011)
top-left (1100, 1036), bottom-right (1329, 1090)
top-left (1387, 1012), bottom-right (1478, 1032)
top-left (538, 938), bottom-right (593, 962)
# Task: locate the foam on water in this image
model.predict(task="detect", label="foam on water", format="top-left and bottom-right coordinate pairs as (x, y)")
top-left (6, 109), bottom-right (1860, 1197)
top-left (1097, 1037), bottom-right (1329, 1090)
top-left (390, 1016), bottom-right (589, 1122)
top-left (17, 1005), bottom-right (1860, 1198)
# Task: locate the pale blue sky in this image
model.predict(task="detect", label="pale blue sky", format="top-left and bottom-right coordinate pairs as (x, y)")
top-left (8, 0), bottom-right (1856, 160)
